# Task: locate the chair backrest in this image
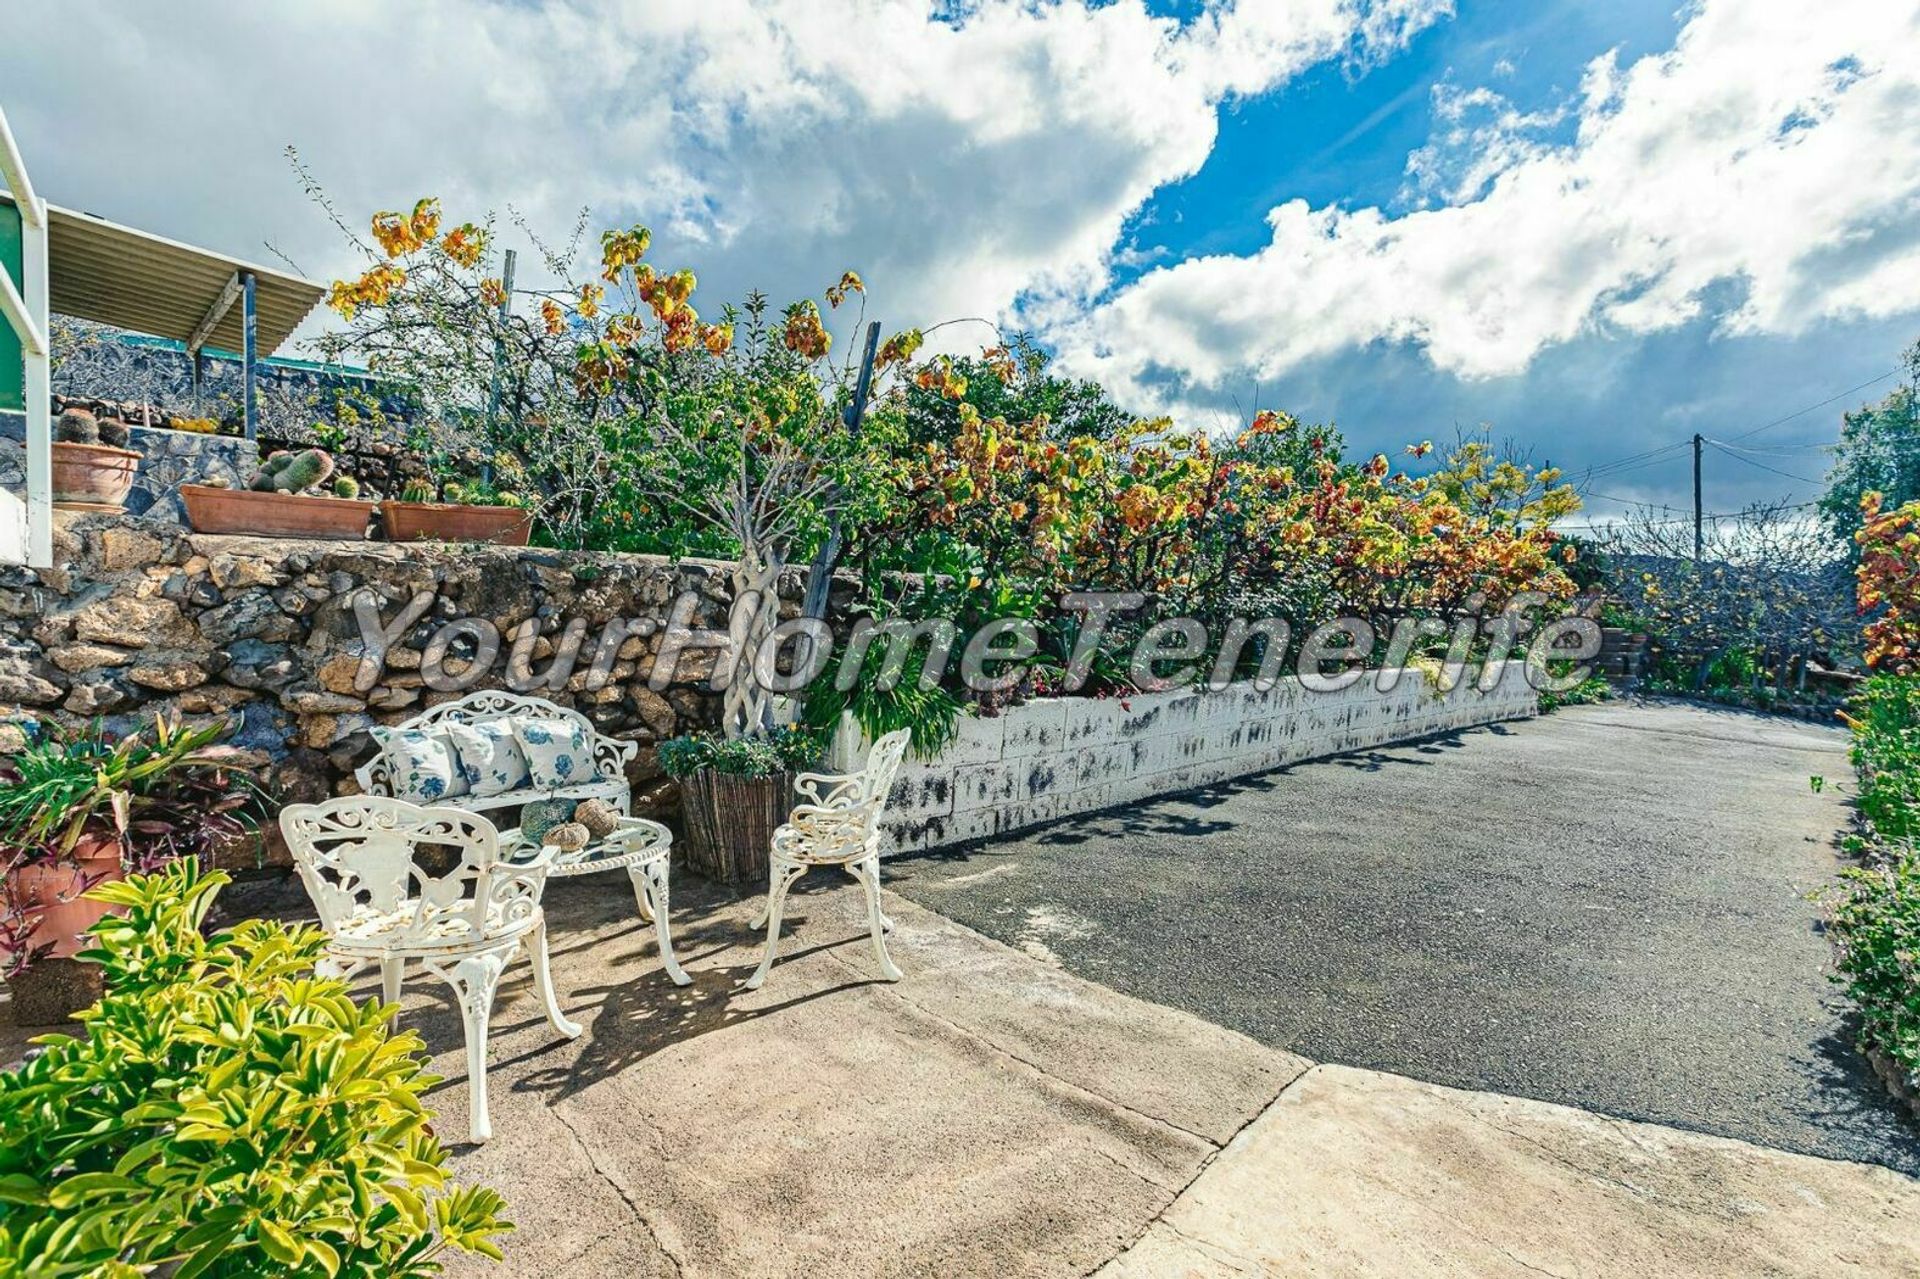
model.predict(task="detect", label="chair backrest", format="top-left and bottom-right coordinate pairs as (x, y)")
top-left (855, 728), bottom-right (912, 811)
top-left (789, 728), bottom-right (913, 853)
top-left (279, 796), bottom-right (536, 948)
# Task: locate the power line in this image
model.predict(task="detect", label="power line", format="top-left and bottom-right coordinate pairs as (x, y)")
top-left (1719, 368), bottom-right (1900, 442)
top-left (1704, 440), bottom-right (1823, 486)
top-left (1572, 366), bottom-right (1897, 485)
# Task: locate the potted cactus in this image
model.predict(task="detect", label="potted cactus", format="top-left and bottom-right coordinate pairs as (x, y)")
top-left (50, 408), bottom-right (142, 512)
top-left (381, 474), bottom-right (534, 545)
top-left (180, 446), bottom-right (376, 539)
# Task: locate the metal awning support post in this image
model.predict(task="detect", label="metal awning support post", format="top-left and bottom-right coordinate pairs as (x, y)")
top-left (240, 269), bottom-right (257, 439)
top-left (0, 105), bottom-right (51, 568)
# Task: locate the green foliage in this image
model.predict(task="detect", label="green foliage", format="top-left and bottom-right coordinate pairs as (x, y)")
top-left (801, 634), bottom-right (967, 761)
top-left (656, 725), bottom-right (822, 779)
top-left (0, 716), bottom-right (259, 861)
top-left (1827, 674), bottom-right (1920, 1086)
top-left (1830, 848), bottom-right (1920, 1083)
top-left (898, 335), bottom-right (1134, 448)
top-left (1537, 675), bottom-right (1613, 713)
top-left (1845, 675), bottom-right (1920, 843)
top-left (0, 861), bottom-right (511, 1277)
top-left (1820, 344), bottom-right (1920, 554)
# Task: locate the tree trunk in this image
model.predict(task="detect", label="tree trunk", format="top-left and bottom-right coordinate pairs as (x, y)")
top-left (721, 547), bottom-right (783, 739)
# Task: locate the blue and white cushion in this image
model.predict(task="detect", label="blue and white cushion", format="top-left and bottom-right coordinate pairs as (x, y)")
top-left (514, 715), bottom-right (598, 790)
top-left (445, 719), bottom-right (531, 797)
top-left (372, 727), bottom-right (468, 802)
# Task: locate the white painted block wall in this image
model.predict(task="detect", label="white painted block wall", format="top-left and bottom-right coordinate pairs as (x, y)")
top-left (881, 661), bottom-right (1538, 853)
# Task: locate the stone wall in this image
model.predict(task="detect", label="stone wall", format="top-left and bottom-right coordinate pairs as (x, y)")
top-left (879, 662), bottom-right (1538, 853)
top-left (0, 513), bottom-right (827, 859)
top-left (2, 511), bottom-right (1541, 870)
top-left (1, 416), bottom-right (258, 524)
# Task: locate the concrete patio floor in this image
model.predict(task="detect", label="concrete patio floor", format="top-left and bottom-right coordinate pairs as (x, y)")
top-left (410, 872), bottom-right (1920, 1277)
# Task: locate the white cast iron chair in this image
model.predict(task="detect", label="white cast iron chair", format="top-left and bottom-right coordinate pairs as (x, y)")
top-left (279, 796), bottom-right (580, 1143)
top-left (745, 728), bottom-right (913, 990)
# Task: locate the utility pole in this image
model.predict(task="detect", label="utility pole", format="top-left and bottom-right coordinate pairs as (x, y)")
top-left (1692, 432), bottom-right (1704, 560)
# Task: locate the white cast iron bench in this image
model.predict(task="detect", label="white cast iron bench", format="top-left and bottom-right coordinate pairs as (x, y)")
top-left (356, 690), bottom-right (639, 815)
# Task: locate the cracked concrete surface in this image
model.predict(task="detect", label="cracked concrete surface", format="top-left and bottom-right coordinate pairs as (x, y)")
top-left (412, 868), bottom-right (1920, 1277)
top-left (429, 873), bottom-right (1303, 1277)
top-left (1097, 1065), bottom-right (1920, 1278)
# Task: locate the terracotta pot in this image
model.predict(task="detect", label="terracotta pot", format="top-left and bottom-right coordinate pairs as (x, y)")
top-left (51, 441), bottom-right (141, 511)
top-left (6, 832), bottom-right (125, 963)
top-left (381, 501), bottom-right (532, 545)
top-left (181, 484), bottom-right (374, 540)
top-left (678, 769), bottom-right (794, 886)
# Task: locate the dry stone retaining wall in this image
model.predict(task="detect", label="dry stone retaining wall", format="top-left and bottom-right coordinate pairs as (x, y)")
top-left (880, 663), bottom-right (1537, 853)
top-left (3, 512), bottom-right (1539, 867)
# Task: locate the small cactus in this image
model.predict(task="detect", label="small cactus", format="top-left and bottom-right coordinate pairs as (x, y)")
top-left (96, 417), bottom-right (131, 448)
top-left (400, 477), bottom-right (436, 503)
top-left (55, 408), bottom-right (99, 444)
top-left (332, 475), bottom-right (361, 499)
top-left (248, 448), bottom-right (336, 494)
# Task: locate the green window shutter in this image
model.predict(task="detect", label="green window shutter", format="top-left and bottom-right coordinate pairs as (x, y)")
top-left (0, 199), bottom-right (22, 412)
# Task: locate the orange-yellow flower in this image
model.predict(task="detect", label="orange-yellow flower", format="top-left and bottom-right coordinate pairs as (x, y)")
top-left (541, 298), bottom-right (566, 336)
top-left (578, 283), bottom-right (604, 320)
top-left (441, 222), bottom-right (486, 268)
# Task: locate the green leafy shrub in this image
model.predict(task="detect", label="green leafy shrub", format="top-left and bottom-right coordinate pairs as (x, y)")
top-left (0, 861), bottom-right (511, 1277)
top-left (1830, 850), bottom-right (1920, 1082)
top-left (801, 635), bottom-right (966, 762)
top-left (1844, 674), bottom-right (1920, 843)
top-left (1827, 674), bottom-right (1920, 1086)
top-left (1537, 675), bottom-right (1613, 713)
top-left (657, 725), bottom-right (821, 779)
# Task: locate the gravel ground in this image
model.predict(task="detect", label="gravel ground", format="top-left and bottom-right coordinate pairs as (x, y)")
top-left (886, 697), bottom-right (1920, 1173)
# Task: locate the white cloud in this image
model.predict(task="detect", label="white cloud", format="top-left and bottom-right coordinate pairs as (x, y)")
top-left (0, 0), bottom-right (1448, 355)
top-left (1049, 0), bottom-right (1920, 409)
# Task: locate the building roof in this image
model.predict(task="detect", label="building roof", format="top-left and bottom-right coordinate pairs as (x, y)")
top-left (1, 191), bottom-right (324, 357)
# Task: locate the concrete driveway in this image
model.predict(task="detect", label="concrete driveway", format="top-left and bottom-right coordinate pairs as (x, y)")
top-left (887, 698), bottom-right (1920, 1175)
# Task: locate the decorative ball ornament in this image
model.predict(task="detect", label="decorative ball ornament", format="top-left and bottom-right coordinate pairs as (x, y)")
top-left (573, 798), bottom-right (620, 839)
top-left (543, 822), bottom-right (590, 852)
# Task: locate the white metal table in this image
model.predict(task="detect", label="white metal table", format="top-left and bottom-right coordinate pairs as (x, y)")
top-left (504, 816), bottom-right (691, 986)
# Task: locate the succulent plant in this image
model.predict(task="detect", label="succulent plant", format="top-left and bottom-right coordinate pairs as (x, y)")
top-left (96, 417), bottom-right (131, 449)
top-left (55, 409), bottom-right (99, 445)
top-left (332, 475), bottom-right (361, 499)
top-left (248, 448), bottom-right (336, 495)
top-left (400, 477), bottom-right (436, 504)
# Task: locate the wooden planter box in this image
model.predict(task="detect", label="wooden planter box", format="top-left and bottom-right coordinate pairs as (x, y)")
top-left (181, 484), bottom-right (374, 540)
top-left (677, 769), bottom-right (794, 887)
top-left (381, 501), bottom-right (532, 545)
top-left (51, 441), bottom-right (141, 511)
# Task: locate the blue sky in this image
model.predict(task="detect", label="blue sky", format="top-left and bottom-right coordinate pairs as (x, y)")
top-left (4, 1), bottom-right (1919, 523)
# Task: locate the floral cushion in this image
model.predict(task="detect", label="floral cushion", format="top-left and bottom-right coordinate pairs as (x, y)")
top-left (445, 720), bottom-right (531, 797)
top-left (372, 727), bottom-right (468, 803)
top-left (514, 715), bottom-right (599, 790)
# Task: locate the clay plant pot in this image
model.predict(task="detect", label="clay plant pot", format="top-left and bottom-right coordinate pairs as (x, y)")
top-left (181, 483), bottom-right (374, 540)
top-left (677, 769), bottom-right (795, 887)
top-left (4, 833), bottom-right (125, 1025)
top-left (51, 441), bottom-right (141, 512)
top-left (381, 501), bottom-right (532, 546)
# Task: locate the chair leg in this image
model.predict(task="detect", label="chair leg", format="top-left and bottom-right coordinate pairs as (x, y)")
top-left (529, 918), bottom-right (583, 1039)
top-left (843, 864), bottom-right (894, 931)
top-left (443, 951), bottom-right (509, 1144)
top-left (744, 861), bottom-right (806, 991)
top-left (850, 854), bottom-right (902, 982)
top-left (380, 955), bottom-right (405, 1022)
